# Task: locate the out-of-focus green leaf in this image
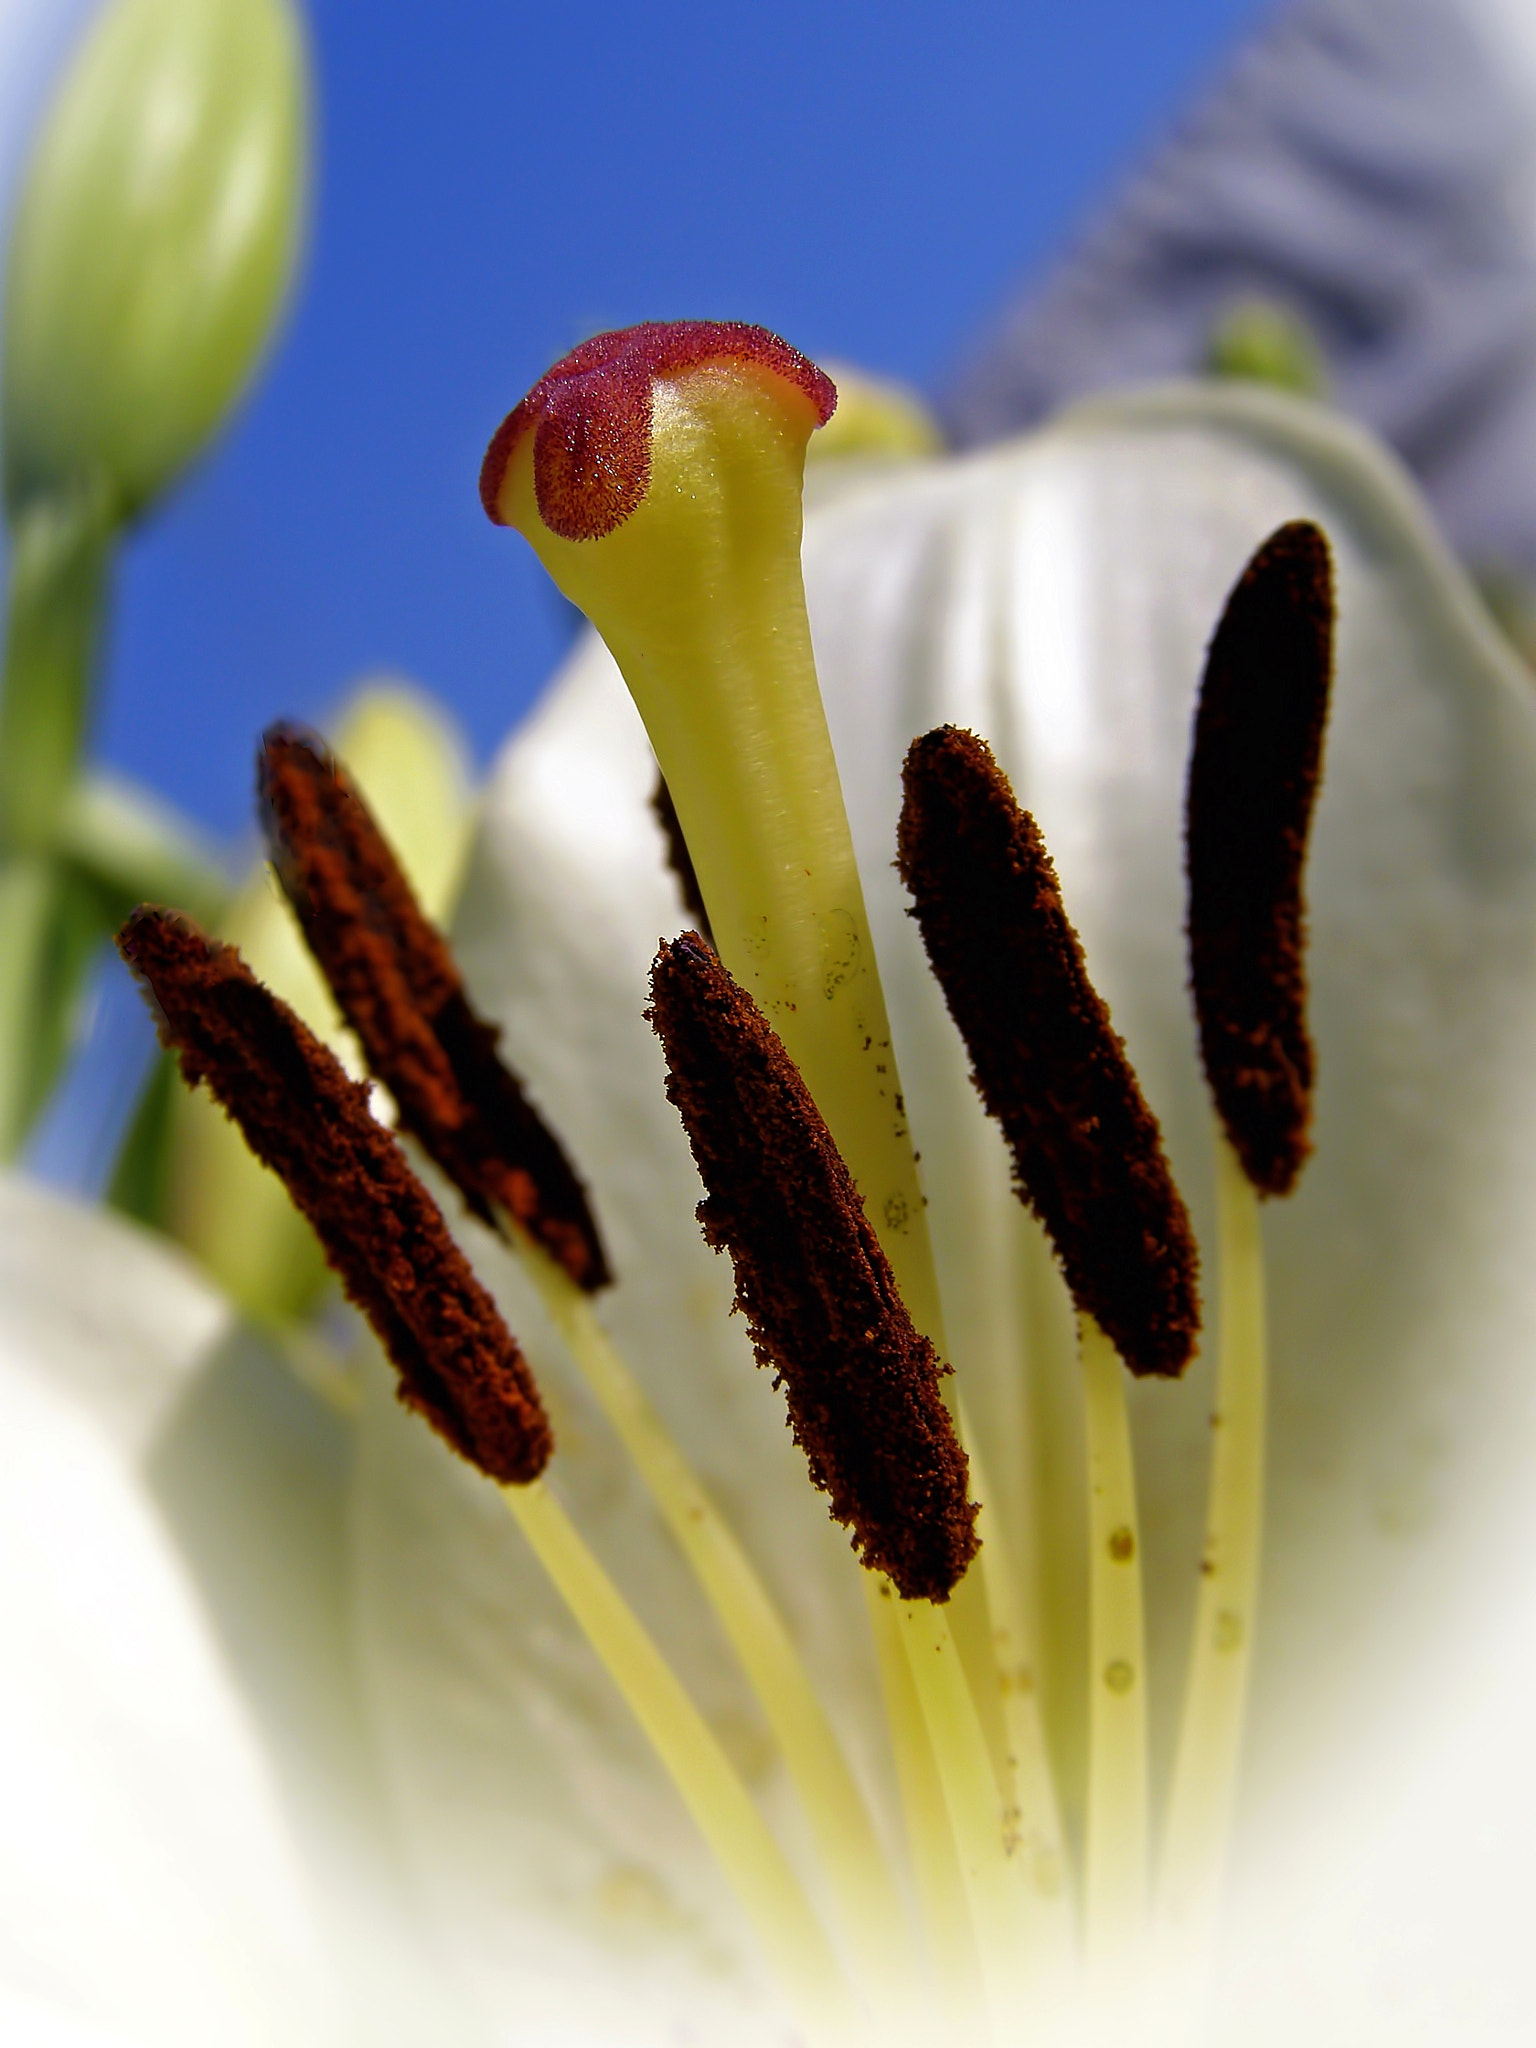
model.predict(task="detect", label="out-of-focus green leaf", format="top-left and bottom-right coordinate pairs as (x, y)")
top-left (58, 767), bottom-right (228, 924)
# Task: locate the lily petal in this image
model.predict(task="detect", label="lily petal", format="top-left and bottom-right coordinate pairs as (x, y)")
top-left (0, 1174), bottom-right (457, 2044)
top-left (12, 379), bottom-right (1535, 2041)
top-left (459, 381), bottom-right (1536, 2034)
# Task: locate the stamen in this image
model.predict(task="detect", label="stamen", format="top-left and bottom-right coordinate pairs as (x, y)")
top-left (648, 931), bottom-right (978, 1604)
top-left (265, 736), bottom-right (909, 2003)
top-left (479, 319), bottom-right (836, 540)
top-left (650, 769), bottom-right (713, 946)
top-left (116, 905), bottom-right (552, 1484)
top-left (1185, 520), bottom-right (1333, 1198)
top-left (258, 725), bottom-right (610, 1290)
top-left (898, 725), bottom-right (1200, 1380)
top-left (1162, 525), bottom-right (1333, 1987)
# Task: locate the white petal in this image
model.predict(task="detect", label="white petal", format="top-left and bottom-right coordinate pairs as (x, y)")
top-left (0, 1175), bottom-right (459, 2044)
top-left (464, 381), bottom-right (1536, 2030)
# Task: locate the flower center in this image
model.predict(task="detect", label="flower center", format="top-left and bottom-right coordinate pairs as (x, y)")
top-left (118, 321), bottom-right (1335, 2048)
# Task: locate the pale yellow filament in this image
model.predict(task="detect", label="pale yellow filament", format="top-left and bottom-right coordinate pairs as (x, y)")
top-left (898, 1593), bottom-right (1037, 2035)
top-left (502, 1217), bottom-right (912, 2009)
top-left (1158, 1129), bottom-right (1267, 1958)
top-left (961, 1423), bottom-right (1075, 1977)
top-left (1080, 1312), bottom-right (1149, 1969)
top-left (864, 1576), bottom-right (986, 2023)
top-left (502, 1478), bottom-right (861, 2047)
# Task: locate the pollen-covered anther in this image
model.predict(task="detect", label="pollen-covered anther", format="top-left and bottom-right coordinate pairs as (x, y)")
top-left (648, 932), bottom-right (977, 1603)
top-left (1185, 520), bottom-right (1334, 1197)
top-left (898, 726), bottom-right (1200, 1380)
top-left (479, 320), bottom-right (836, 540)
top-left (259, 725), bottom-right (610, 1290)
top-left (116, 906), bottom-right (552, 1485)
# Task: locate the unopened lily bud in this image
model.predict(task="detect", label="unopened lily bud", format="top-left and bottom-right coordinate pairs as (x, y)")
top-left (1206, 296), bottom-right (1326, 400)
top-left (2, 0), bottom-right (307, 523)
top-left (805, 360), bottom-right (942, 467)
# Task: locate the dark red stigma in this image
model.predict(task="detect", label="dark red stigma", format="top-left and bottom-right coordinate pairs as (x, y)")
top-left (479, 321), bottom-right (838, 541)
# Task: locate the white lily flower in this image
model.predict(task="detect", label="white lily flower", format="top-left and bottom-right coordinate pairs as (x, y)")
top-left (5, 379), bottom-right (1536, 2046)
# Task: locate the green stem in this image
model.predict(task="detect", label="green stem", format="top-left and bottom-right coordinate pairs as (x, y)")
top-left (0, 850), bottom-right (111, 1158)
top-left (0, 488), bottom-right (118, 1157)
top-left (0, 488), bottom-right (115, 853)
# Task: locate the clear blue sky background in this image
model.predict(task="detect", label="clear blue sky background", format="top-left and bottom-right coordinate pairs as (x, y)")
top-left (66, 0), bottom-right (1271, 844)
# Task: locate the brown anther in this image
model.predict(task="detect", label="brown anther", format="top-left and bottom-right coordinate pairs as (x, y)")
top-left (650, 769), bottom-right (713, 948)
top-left (898, 726), bottom-right (1200, 1380)
top-left (1185, 521), bottom-right (1333, 1197)
top-left (648, 933), bottom-right (977, 1604)
top-left (259, 726), bottom-right (610, 1289)
top-left (117, 907), bottom-right (552, 1485)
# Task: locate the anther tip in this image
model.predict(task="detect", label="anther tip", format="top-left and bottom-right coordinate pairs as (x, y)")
top-left (1186, 519), bottom-right (1335, 1198)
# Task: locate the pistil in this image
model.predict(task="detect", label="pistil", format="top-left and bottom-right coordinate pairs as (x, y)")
top-left (482, 321), bottom-right (1027, 2011)
top-left (478, 324), bottom-right (940, 1333)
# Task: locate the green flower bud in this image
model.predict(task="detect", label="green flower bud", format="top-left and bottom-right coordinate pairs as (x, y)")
top-left (805, 361), bottom-right (943, 465)
top-left (2, 0), bottom-right (308, 522)
top-left (1205, 295), bottom-right (1328, 400)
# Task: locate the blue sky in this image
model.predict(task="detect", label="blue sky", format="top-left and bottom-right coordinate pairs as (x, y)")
top-left (63, 0), bottom-right (1272, 843)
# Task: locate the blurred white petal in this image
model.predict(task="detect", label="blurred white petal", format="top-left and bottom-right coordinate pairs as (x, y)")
top-left (461, 381), bottom-right (1536, 2039)
top-left (7, 381), bottom-right (1536, 2041)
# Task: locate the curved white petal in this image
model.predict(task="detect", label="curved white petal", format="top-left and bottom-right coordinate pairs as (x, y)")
top-left (13, 379), bottom-right (1533, 2042)
top-left (0, 1176), bottom-right (337, 2043)
top-left (0, 1176), bottom-right (456, 2046)
top-left (459, 382), bottom-right (1536, 2035)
